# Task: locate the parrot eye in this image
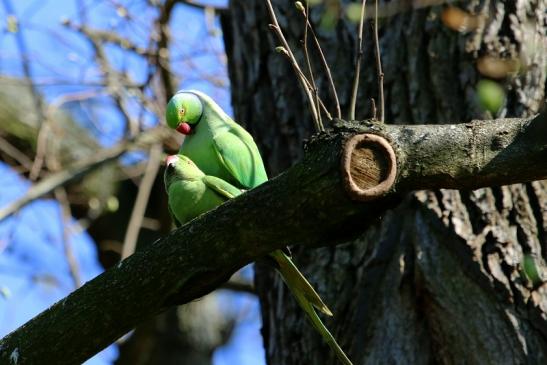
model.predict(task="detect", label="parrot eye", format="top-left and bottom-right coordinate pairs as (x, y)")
top-left (179, 108), bottom-right (185, 116)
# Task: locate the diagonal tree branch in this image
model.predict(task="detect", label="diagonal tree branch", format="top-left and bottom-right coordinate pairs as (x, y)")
top-left (0, 127), bottom-right (170, 222)
top-left (0, 115), bottom-right (545, 365)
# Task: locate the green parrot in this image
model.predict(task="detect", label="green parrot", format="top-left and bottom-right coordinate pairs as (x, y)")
top-left (164, 154), bottom-right (353, 365)
top-left (165, 90), bottom-right (266, 189)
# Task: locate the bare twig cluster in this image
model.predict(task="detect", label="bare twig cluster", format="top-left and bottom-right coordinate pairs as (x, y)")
top-left (0, 1), bottom-right (229, 263)
top-left (265, 0), bottom-right (385, 127)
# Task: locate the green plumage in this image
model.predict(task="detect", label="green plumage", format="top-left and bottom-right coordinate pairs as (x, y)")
top-left (166, 90), bottom-right (267, 189)
top-left (164, 156), bottom-right (237, 226)
top-left (165, 91), bottom-right (352, 365)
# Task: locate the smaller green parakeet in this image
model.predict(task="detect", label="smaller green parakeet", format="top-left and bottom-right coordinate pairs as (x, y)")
top-left (164, 154), bottom-right (353, 365)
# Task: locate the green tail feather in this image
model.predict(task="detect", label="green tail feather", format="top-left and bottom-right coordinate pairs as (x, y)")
top-left (270, 250), bottom-right (332, 316)
top-left (293, 291), bottom-right (353, 365)
top-left (270, 250), bottom-right (353, 365)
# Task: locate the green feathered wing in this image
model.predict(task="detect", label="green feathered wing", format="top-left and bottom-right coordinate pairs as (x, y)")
top-left (168, 205), bottom-right (181, 228)
top-left (211, 124), bottom-right (268, 189)
top-left (202, 175), bottom-right (243, 199)
top-left (178, 90), bottom-right (268, 189)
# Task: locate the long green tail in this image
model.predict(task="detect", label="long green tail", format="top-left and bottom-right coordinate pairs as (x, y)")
top-left (270, 250), bottom-right (353, 365)
top-left (270, 250), bottom-right (331, 315)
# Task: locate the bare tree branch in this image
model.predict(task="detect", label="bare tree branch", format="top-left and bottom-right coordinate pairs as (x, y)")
top-left (0, 127), bottom-right (171, 222)
top-left (63, 20), bottom-right (142, 136)
top-left (297, 2), bottom-right (341, 120)
top-left (121, 144), bottom-right (163, 259)
top-left (155, 0), bottom-right (178, 100)
top-left (65, 24), bottom-right (150, 57)
top-left (1, 0), bottom-right (45, 124)
top-left (0, 115), bottom-right (544, 364)
top-left (265, 0), bottom-right (322, 131)
top-left (372, 0), bottom-right (385, 123)
top-left (349, 0), bottom-right (367, 120)
top-left (55, 187), bottom-right (83, 288)
top-left (0, 135), bottom-right (33, 170)
top-left (300, 3), bottom-right (321, 127)
top-left (390, 113), bottom-right (546, 190)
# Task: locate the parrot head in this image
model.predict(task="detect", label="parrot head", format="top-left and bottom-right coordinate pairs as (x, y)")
top-left (164, 154), bottom-right (204, 187)
top-left (166, 91), bottom-right (203, 135)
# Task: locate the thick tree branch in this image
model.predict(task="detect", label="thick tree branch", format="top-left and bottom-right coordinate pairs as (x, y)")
top-left (388, 112), bottom-right (547, 190)
top-left (0, 115), bottom-right (545, 364)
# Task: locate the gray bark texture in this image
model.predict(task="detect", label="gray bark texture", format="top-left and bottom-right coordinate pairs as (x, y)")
top-left (222, 0), bottom-right (547, 364)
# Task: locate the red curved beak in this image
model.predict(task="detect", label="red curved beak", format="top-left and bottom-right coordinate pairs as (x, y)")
top-left (176, 122), bottom-right (192, 135)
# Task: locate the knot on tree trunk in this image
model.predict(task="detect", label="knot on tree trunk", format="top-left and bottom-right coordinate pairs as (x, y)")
top-left (341, 133), bottom-right (397, 202)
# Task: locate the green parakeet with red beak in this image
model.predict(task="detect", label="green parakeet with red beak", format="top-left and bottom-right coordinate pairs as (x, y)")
top-left (165, 90), bottom-right (266, 189)
top-left (164, 154), bottom-right (352, 365)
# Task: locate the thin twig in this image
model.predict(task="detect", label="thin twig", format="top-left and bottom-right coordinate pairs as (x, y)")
top-left (64, 20), bottom-right (141, 136)
top-left (298, 2), bottom-right (341, 120)
top-left (29, 90), bottom-right (105, 180)
top-left (349, 0), bottom-right (367, 120)
top-left (373, 0), bottom-right (385, 122)
top-left (54, 187), bottom-right (82, 288)
top-left (155, 0), bottom-right (177, 100)
top-left (300, 4), bottom-right (322, 127)
top-left (0, 136), bottom-right (34, 170)
top-left (1, 0), bottom-right (49, 181)
top-left (274, 44), bottom-right (330, 125)
top-left (264, 0), bottom-right (322, 131)
top-left (28, 119), bottom-right (50, 180)
top-left (370, 98), bottom-right (377, 120)
top-left (0, 127), bottom-right (170, 222)
top-left (1, 0), bottom-right (45, 123)
top-left (121, 144), bottom-right (163, 259)
top-left (317, 97), bottom-right (333, 120)
top-left (70, 26), bottom-right (149, 56)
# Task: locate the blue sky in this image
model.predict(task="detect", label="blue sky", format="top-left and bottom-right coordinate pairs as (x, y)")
top-left (0, 1), bottom-right (265, 364)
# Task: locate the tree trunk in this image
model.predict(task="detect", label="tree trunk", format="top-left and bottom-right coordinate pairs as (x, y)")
top-left (222, 1), bottom-right (547, 364)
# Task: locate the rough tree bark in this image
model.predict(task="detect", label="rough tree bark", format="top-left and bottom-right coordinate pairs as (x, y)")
top-left (223, 1), bottom-right (546, 364)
